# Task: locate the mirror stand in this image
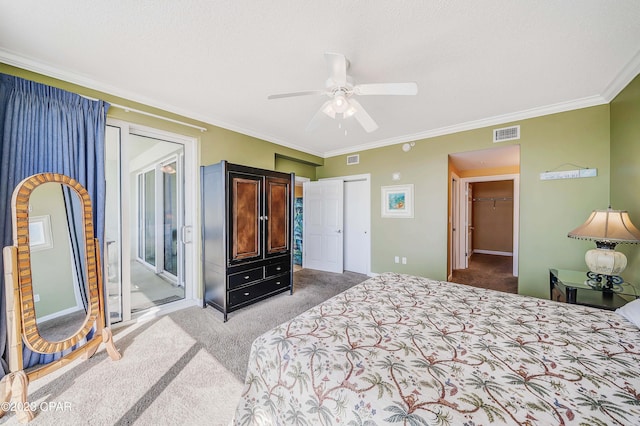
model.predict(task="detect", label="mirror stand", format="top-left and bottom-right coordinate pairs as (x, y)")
top-left (0, 173), bottom-right (121, 423)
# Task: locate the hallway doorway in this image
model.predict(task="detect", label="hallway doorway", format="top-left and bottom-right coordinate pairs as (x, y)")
top-left (448, 145), bottom-right (520, 292)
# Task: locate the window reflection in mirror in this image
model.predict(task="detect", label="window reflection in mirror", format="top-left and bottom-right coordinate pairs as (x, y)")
top-left (29, 182), bottom-right (88, 343)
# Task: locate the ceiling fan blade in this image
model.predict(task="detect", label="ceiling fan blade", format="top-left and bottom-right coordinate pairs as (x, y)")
top-left (348, 98), bottom-right (378, 133)
top-left (325, 52), bottom-right (347, 86)
top-left (268, 90), bottom-right (325, 100)
top-left (354, 82), bottom-right (418, 96)
top-left (306, 100), bottom-right (334, 132)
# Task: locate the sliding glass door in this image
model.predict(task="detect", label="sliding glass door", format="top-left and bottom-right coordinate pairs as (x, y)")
top-left (105, 120), bottom-right (197, 323)
top-left (137, 156), bottom-right (182, 283)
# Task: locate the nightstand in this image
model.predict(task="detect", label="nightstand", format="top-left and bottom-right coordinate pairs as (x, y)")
top-left (549, 268), bottom-right (640, 310)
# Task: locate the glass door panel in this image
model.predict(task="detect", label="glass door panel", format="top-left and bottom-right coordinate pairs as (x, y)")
top-left (130, 135), bottom-right (184, 312)
top-left (163, 161), bottom-right (178, 277)
top-left (142, 170), bottom-right (156, 266)
top-left (105, 125), bottom-right (123, 323)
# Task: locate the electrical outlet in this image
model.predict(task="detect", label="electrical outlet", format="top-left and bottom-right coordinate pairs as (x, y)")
top-left (402, 257), bottom-right (407, 265)
top-left (34, 294), bottom-right (40, 302)
top-left (394, 256), bottom-right (399, 264)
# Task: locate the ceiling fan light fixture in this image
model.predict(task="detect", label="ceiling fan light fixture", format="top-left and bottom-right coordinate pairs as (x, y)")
top-left (344, 105), bottom-right (357, 118)
top-left (268, 52), bottom-right (417, 133)
top-left (332, 93), bottom-right (348, 113)
top-left (322, 101), bottom-right (336, 119)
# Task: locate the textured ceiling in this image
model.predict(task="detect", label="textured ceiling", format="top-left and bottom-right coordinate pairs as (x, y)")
top-left (1, 0), bottom-right (639, 158)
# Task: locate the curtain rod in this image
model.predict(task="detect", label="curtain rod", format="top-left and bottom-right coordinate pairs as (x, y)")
top-left (80, 94), bottom-right (207, 132)
top-left (109, 103), bottom-right (207, 132)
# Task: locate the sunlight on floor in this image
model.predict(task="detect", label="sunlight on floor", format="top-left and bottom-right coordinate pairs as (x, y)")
top-left (14, 315), bottom-right (244, 425)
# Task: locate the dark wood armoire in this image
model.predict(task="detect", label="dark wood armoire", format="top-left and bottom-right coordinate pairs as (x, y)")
top-left (201, 161), bottom-right (294, 321)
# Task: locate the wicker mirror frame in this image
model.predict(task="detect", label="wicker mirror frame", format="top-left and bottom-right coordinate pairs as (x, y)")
top-left (11, 172), bottom-right (99, 353)
top-left (1, 172), bottom-right (120, 423)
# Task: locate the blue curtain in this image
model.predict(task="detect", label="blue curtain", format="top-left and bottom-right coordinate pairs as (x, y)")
top-left (0, 73), bottom-right (109, 377)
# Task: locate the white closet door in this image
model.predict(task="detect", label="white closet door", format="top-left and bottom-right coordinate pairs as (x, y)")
top-left (303, 180), bottom-right (344, 273)
top-left (343, 179), bottom-right (369, 274)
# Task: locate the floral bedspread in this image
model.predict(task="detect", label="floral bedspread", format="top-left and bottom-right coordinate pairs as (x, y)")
top-left (234, 273), bottom-right (640, 425)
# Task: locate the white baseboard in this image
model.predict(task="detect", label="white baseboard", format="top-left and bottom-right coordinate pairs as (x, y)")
top-left (37, 305), bottom-right (84, 324)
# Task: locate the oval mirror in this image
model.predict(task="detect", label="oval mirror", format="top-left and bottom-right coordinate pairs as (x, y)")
top-left (29, 182), bottom-right (88, 342)
top-left (12, 173), bottom-right (100, 354)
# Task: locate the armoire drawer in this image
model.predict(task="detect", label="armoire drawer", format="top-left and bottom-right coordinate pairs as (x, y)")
top-left (228, 275), bottom-right (291, 308)
top-left (265, 261), bottom-right (290, 277)
top-left (228, 267), bottom-right (264, 290)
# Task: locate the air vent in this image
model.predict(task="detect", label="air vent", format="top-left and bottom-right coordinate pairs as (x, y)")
top-left (493, 125), bottom-right (520, 143)
top-left (346, 154), bottom-right (360, 165)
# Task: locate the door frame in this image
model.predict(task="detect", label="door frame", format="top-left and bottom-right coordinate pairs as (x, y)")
top-left (449, 172), bottom-right (460, 279)
top-left (293, 176), bottom-right (310, 269)
top-left (106, 118), bottom-right (201, 325)
top-left (320, 174), bottom-right (371, 276)
top-left (457, 173), bottom-right (519, 277)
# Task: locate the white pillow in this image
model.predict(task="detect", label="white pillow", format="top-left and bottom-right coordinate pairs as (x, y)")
top-left (616, 298), bottom-right (640, 328)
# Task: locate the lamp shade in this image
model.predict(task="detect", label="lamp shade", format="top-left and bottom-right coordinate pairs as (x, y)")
top-left (567, 208), bottom-right (640, 245)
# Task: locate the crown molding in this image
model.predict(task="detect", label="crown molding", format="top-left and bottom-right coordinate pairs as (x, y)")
top-left (323, 95), bottom-right (608, 158)
top-left (2, 47), bottom-right (636, 160)
top-left (601, 48), bottom-right (640, 102)
top-left (322, 50), bottom-right (640, 158)
top-left (0, 48), bottom-right (324, 158)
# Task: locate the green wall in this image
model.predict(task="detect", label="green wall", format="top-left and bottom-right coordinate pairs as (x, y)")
top-left (318, 106), bottom-right (611, 298)
top-left (275, 155), bottom-right (318, 180)
top-left (611, 74), bottom-right (640, 284)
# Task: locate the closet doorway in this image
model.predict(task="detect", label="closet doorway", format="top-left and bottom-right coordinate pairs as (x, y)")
top-left (449, 145), bottom-right (520, 292)
top-left (105, 119), bottom-right (200, 324)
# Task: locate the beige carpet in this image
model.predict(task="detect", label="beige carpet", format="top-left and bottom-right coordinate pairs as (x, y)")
top-left (450, 253), bottom-right (518, 293)
top-left (0, 269), bottom-right (367, 425)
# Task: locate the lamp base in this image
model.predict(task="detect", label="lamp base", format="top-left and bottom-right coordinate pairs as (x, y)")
top-left (586, 271), bottom-right (623, 294)
top-left (584, 247), bottom-right (627, 276)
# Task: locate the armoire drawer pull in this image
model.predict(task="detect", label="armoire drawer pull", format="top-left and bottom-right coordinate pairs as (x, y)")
top-left (244, 292), bottom-right (250, 296)
top-left (265, 262), bottom-right (289, 277)
top-left (228, 267), bottom-right (264, 289)
top-left (276, 281), bottom-right (280, 285)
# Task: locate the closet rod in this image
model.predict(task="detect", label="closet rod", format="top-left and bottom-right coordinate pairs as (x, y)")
top-left (472, 197), bottom-right (513, 202)
top-left (81, 94), bottom-right (208, 132)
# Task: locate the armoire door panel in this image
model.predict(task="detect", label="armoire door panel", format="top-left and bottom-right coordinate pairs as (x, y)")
top-left (266, 177), bottom-right (290, 255)
top-left (231, 175), bottom-right (261, 261)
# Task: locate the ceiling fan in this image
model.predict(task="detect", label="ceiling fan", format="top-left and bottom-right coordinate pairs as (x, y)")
top-left (267, 52), bottom-right (418, 133)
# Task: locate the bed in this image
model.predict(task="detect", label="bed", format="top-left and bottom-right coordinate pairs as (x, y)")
top-left (234, 273), bottom-right (640, 425)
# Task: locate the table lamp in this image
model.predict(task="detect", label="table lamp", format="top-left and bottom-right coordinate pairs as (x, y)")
top-left (567, 207), bottom-right (640, 292)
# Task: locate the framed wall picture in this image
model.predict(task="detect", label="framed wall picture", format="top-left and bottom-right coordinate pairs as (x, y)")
top-left (381, 184), bottom-right (414, 218)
